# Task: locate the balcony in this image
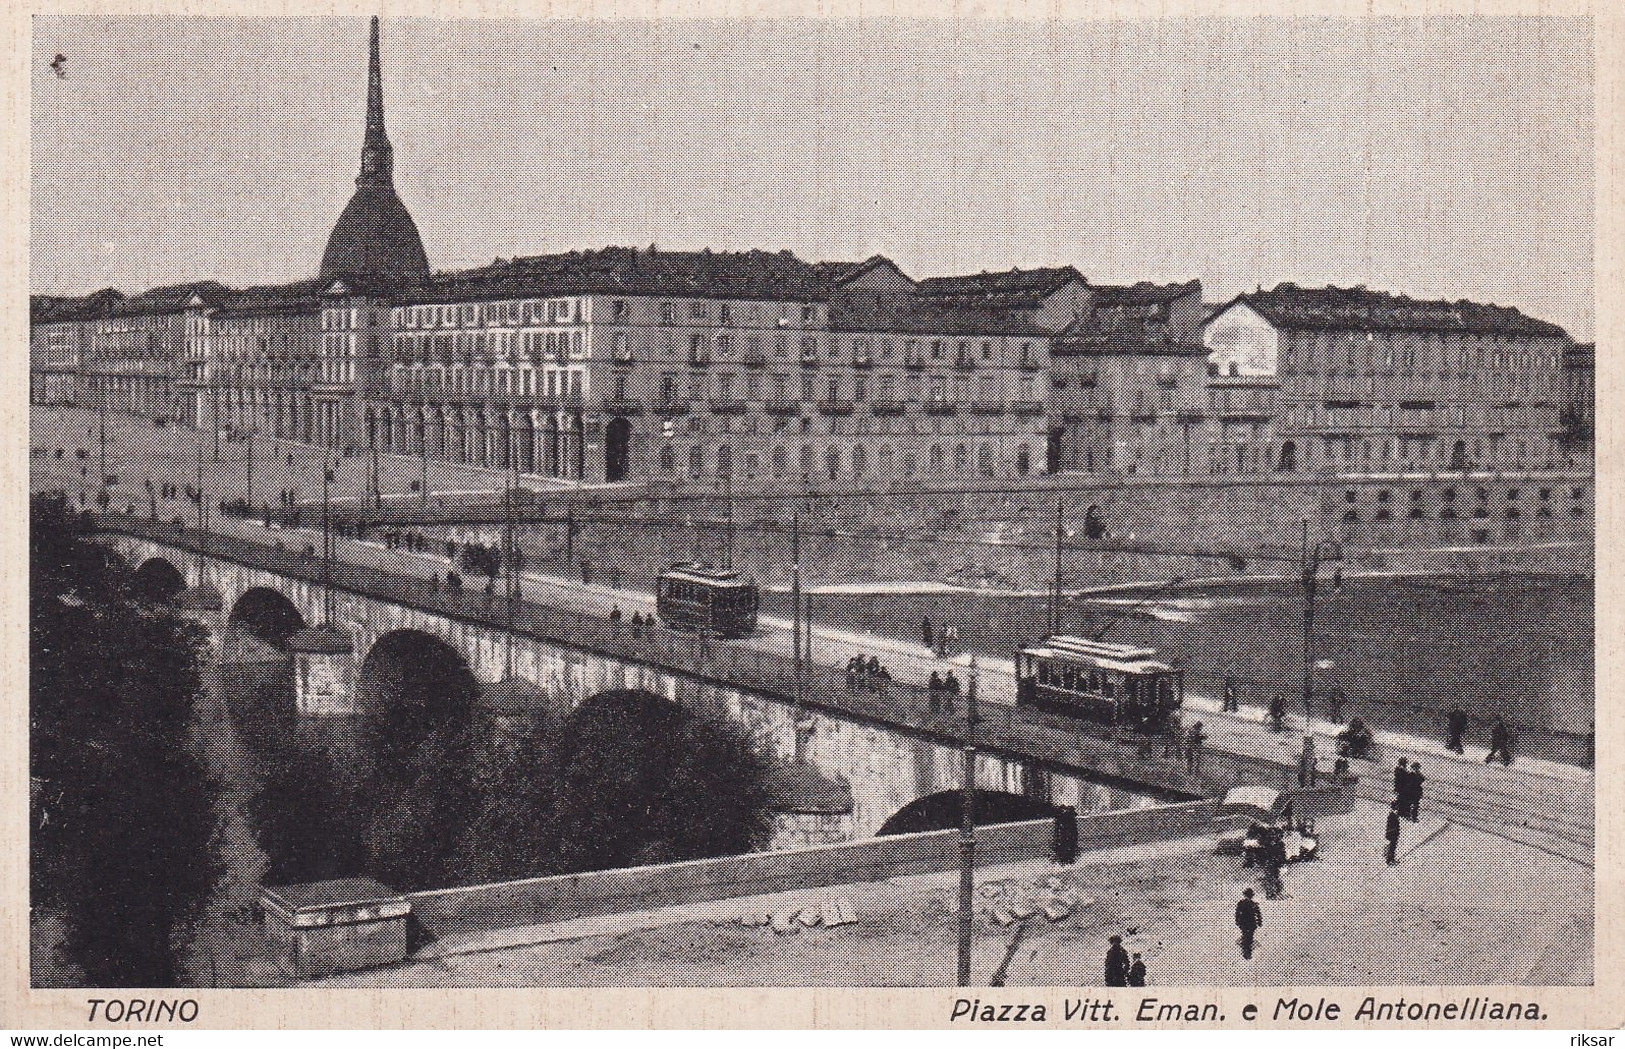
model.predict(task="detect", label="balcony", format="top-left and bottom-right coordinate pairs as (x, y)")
top-left (687, 352), bottom-right (712, 368)
top-left (850, 355), bottom-right (873, 369)
top-left (952, 357), bottom-right (978, 371)
top-left (817, 400), bottom-right (855, 416)
top-left (652, 399), bottom-right (691, 417)
top-left (602, 398), bottom-right (643, 416)
top-left (798, 351), bottom-right (820, 368)
top-left (1012, 401), bottom-right (1045, 417)
top-left (924, 400), bottom-right (957, 416)
top-left (1018, 357), bottom-right (1043, 371)
top-left (709, 398), bottom-right (748, 415)
top-left (969, 401), bottom-right (1007, 416)
top-left (741, 351), bottom-right (767, 367)
top-left (870, 400), bottom-right (907, 416)
top-left (904, 358), bottom-right (927, 371)
top-left (764, 400), bottom-right (801, 416)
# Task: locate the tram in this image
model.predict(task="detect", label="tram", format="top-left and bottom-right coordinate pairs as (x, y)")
top-left (655, 563), bottom-right (760, 638)
top-left (1014, 635), bottom-right (1184, 732)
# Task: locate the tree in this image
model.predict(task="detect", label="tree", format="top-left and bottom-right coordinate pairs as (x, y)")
top-left (548, 690), bottom-right (773, 873)
top-left (447, 716), bottom-right (561, 885)
top-left (459, 543), bottom-right (501, 584)
top-left (30, 495), bottom-right (222, 986)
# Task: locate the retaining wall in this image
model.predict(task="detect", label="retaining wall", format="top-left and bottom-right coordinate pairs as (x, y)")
top-left (407, 797), bottom-right (1227, 940)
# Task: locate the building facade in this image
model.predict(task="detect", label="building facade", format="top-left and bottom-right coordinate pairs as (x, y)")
top-left (1204, 284), bottom-right (1575, 476)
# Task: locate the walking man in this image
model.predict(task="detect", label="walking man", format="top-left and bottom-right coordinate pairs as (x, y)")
top-left (1186, 721), bottom-right (1206, 775)
top-left (1446, 704), bottom-right (1469, 754)
top-left (1393, 758), bottom-right (1409, 807)
top-left (1052, 804), bottom-right (1079, 865)
top-left (1385, 800), bottom-right (1402, 865)
top-left (921, 615), bottom-right (934, 651)
top-left (1104, 935), bottom-right (1130, 986)
top-left (1222, 672), bottom-right (1238, 713)
top-left (1235, 887), bottom-right (1262, 960)
top-left (1128, 953), bottom-right (1147, 987)
top-left (1486, 717), bottom-right (1514, 766)
top-left (1407, 761), bottom-right (1425, 821)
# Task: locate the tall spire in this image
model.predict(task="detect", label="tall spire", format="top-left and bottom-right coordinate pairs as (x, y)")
top-left (319, 14), bottom-right (430, 284)
top-left (357, 15), bottom-right (394, 188)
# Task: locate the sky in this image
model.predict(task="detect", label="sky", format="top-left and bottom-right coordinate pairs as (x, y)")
top-left (31, 16), bottom-right (1594, 338)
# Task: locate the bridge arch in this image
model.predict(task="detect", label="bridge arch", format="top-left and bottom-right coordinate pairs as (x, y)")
top-left (356, 628), bottom-right (480, 720)
top-left (131, 557), bottom-right (186, 605)
top-left (876, 789), bottom-right (1057, 836)
top-left (229, 587), bottom-right (307, 649)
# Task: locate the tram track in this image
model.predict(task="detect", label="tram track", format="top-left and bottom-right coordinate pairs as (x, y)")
top-left (1351, 773), bottom-right (1593, 868)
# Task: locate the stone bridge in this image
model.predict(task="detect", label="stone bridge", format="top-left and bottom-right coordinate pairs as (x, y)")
top-left (103, 519), bottom-right (1298, 840)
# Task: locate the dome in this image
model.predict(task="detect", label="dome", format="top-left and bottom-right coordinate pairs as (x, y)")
top-left (320, 184), bottom-right (429, 285)
top-left (319, 18), bottom-right (429, 286)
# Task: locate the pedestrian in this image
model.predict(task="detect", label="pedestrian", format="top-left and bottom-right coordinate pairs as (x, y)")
top-left (1385, 800), bottom-right (1402, 865)
top-left (1235, 887), bottom-right (1262, 960)
top-left (1326, 688), bottom-right (1345, 725)
top-left (1052, 804), bottom-right (1078, 865)
top-left (947, 624), bottom-right (958, 652)
top-left (1222, 672), bottom-right (1238, 713)
top-left (1186, 721), bottom-right (1206, 775)
top-left (1104, 935), bottom-right (1130, 987)
top-left (1446, 705), bottom-right (1469, 754)
top-left (846, 657), bottom-right (861, 694)
top-left (1486, 717), bottom-right (1514, 766)
top-left (1268, 694), bottom-right (1286, 732)
top-left (867, 655), bottom-right (882, 691)
top-left (927, 671), bottom-right (943, 712)
top-left (629, 611), bottom-right (643, 637)
top-left (1298, 734), bottom-right (1318, 788)
top-left (1407, 761), bottom-right (1425, 822)
top-left (610, 605), bottom-right (622, 627)
top-left (1128, 954), bottom-right (1147, 987)
top-left (944, 670), bottom-right (961, 696)
top-left (921, 615), bottom-right (934, 650)
top-left (1393, 758), bottom-right (1409, 806)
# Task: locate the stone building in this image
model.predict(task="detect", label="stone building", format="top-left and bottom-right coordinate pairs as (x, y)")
top-left (1561, 341), bottom-right (1593, 462)
top-left (1204, 283), bottom-right (1574, 476)
top-left (1048, 280), bottom-right (1208, 475)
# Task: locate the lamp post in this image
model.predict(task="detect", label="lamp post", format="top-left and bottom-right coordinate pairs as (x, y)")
top-left (1299, 519), bottom-right (1343, 728)
top-left (956, 654), bottom-right (981, 987)
top-left (1049, 498), bottom-right (1064, 637)
top-left (244, 429), bottom-right (255, 510)
top-left (322, 450), bottom-right (336, 625)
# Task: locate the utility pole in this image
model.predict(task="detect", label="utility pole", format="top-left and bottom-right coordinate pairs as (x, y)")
top-left (724, 469), bottom-right (736, 571)
top-left (97, 400), bottom-right (108, 490)
top-left (322, 451), bottom-right (335, 624)
top-left (245, 430), bottom-right (255, 510)
top-left (420, 436), bottom-right (430, 510)
top-left (791, 505), bottom-right (804, 718)
top-left (504, 434), bottom-right (519, 678)
top-left (956, 654), bottom-right (981, 987)
top-left (1299, 520), bottom-right (1340, 728)
top-left (1049, 497), bottom-right (1064, 637)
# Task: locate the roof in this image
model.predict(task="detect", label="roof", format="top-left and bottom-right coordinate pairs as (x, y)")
top-left (31, 289), bottom-right (124, 325)
top-left (210, 280), bottom-right (326, 320)
top-left (1019, 634), bottom-right (1174, 674)
top-left (1053, 280), bottom-right (1205, 354)
top-left (811, 254), bottom-right (909, 286)
top-left (827, 290), bottom-right (1046, 337)
top-left (914, 265), bottom-right (1086, 309)
top-left (663, 562), bottom-right (752, 585)
top-left (1089, 279), bottom-right (1202, 308)
top-left (400, 246), bottom-right (837, 306)
top-left (104, 281), bottom-right (231, 319)
top-left (1213, 284), bottom-right (1569, 339)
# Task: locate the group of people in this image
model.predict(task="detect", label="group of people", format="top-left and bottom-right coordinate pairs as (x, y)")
top-left (925, 669), bottom-right (963, 710)
top-left (607, 605), bottom-right (657, 637)
top-left (1103, 935), bottom-right (1149, 986)
top-left (845, 655), bottom-right (893, 694)
top-left (1335, 717), bottom-right (1375, 760)
top-left (920, 616), bottom-right (960, 657)
top-left (1445, 704), bottom-right (1517, 765)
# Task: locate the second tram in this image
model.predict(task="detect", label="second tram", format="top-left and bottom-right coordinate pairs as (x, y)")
top-left (1014, 635), bottom-right (1184, 732)
top-left (655, 563), bottom-right (760, 638)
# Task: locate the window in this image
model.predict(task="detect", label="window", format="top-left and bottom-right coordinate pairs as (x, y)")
top-left (690, 302), bottom-right (708, 321)
top-left (661, 302), bottom-right (675, 324)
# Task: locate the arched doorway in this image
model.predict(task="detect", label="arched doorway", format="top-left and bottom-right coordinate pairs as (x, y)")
top-left (605, 417), bottom-right (632, 482)
top-left (1046, 427), bottom-right (1066, 474)
top-left (1277, 440), bottom-right (1298, 472)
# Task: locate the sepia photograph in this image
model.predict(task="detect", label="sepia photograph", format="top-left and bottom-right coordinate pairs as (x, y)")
top-left (21, 8), bottom-right (1598, 1014)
